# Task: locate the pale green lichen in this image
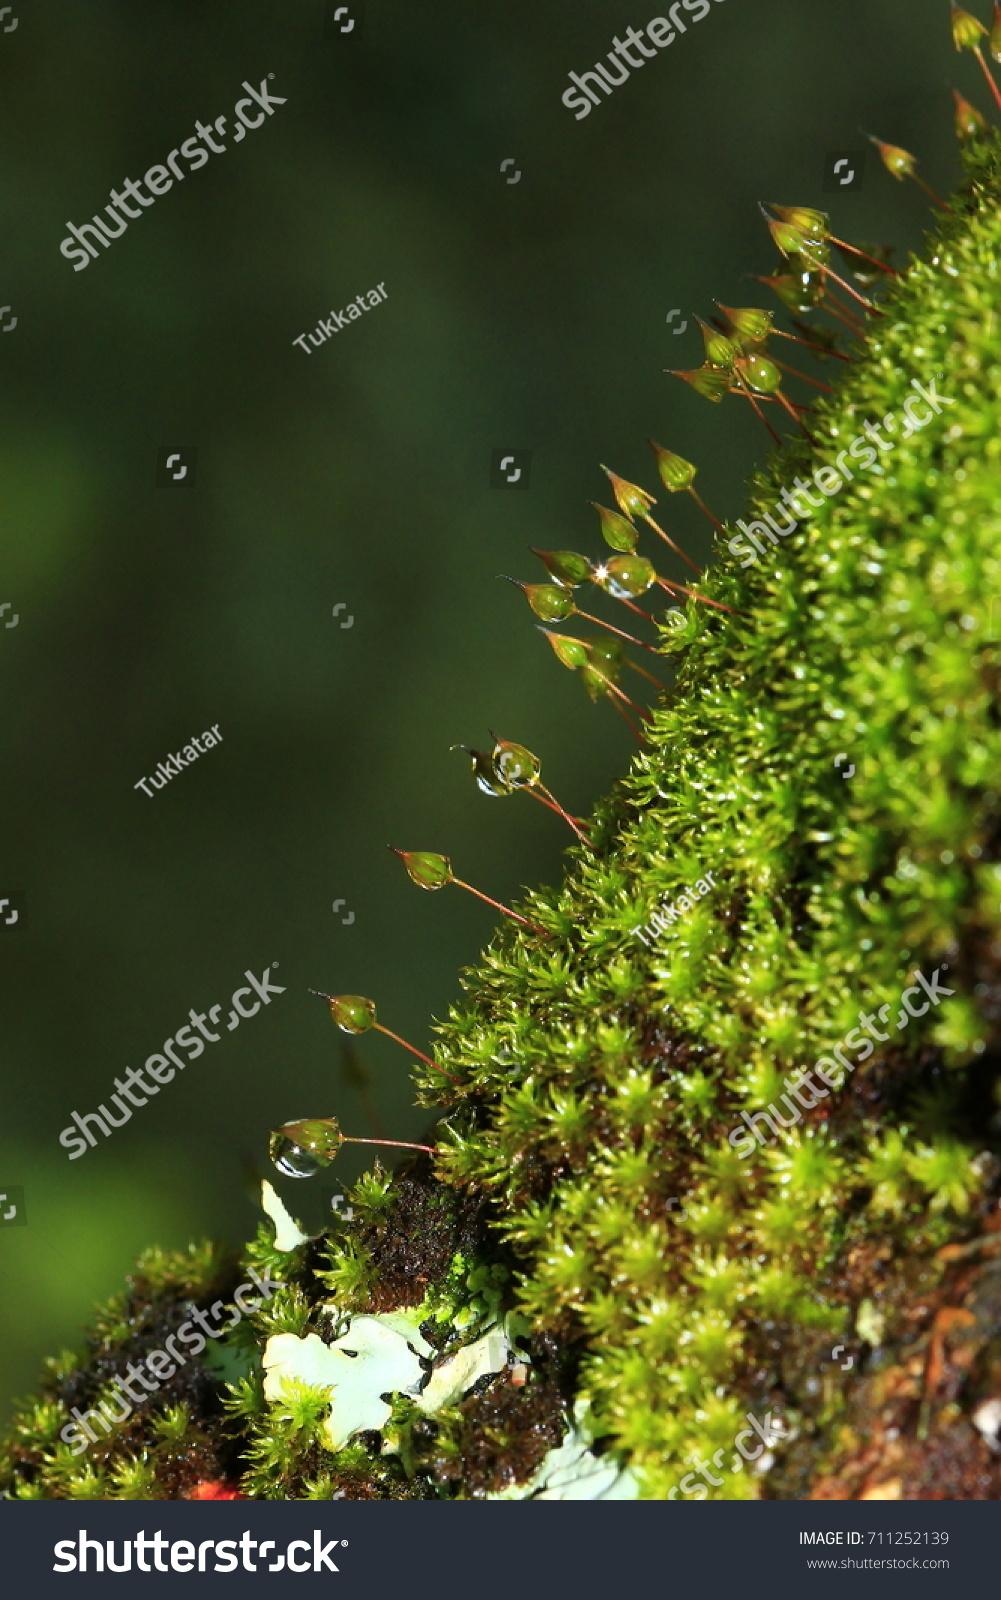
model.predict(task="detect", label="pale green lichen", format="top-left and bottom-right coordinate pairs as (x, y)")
top-left (488, 1406), bottom-right (640, 1502)
top-left (263, 1318), bottom-right (428, 1451)
top-left (414, 1327), bottom-right (513, 1415)
top-left (260, 1181), bottom-right (311, 1252)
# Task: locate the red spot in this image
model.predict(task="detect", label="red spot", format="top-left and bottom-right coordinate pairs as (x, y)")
top-left (187, 1479), bottom-right (244, 1500)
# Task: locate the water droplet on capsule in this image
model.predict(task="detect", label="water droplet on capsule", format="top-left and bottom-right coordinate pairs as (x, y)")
top-left (597, 555), bottom-right (656, 600)
top-left (473, 756), bottom-right (510, 796)
top-left (269, 1117), bottom-right (344, 1178)
top-left (329, 994), bottom-right (377, 1034)
top-left (492, 737), bottom-right (541, 790)
top-left (451, 745), bottom-right (510, 797)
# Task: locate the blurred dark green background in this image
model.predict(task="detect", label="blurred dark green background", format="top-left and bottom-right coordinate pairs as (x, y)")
top-left (0, 0), bottom-right (964, 1410)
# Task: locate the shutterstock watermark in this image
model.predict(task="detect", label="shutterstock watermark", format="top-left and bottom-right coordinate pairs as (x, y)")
top-left (57, 965), bottom-right (287, 1160)
top-left (728, 968), bottom-right (955, 1159)
top-left (562, 1), bottom-right (728, 121)
top-left (59, 1267), bottom-right (282, 1457)
top-left (53, 1529), bottom-right (345, 1575)
top-left (668, 1408), bottom-right (788, 1499)
top-left (60, 76), bottom-right (288, 271)
top-left (727, 377), bottom-right (954, 571)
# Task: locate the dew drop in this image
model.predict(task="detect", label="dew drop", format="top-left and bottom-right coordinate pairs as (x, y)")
top-left (269, 1117), bottom-right (344, 1179)
top-left (329, 994), bottom-right (377, 1034)
top-left (473, 752), bottom-right (509, 796)
top-left (452, 745), bottom-right (509, 797)
top-left (492, 737), bottom-right (541, 790)
top-left (597, 555), bottom-right (656, 600)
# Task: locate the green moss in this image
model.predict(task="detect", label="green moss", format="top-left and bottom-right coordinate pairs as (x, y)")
top-left (418, 131), bottom-right (1001, 1496)
top-left (3, 126), bottom-right (999, 1503)
top-left (0, 1243), bottom-right (252, 1501)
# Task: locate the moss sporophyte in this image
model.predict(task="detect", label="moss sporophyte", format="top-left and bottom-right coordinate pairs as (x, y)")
top-left (4, 6), bottom-right (1000, 1502)
top-left (452, 737), bottom-right (592, 845)
top-left (269, 1118), bottom-right (435, 1178)
top-left (307, 990), bottom-right (460, 1085)
top-left (389, 846), bottom-right (549, 938)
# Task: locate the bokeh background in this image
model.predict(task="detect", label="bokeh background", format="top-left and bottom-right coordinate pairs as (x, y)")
top-left (0, 0), bottom-right (967, 1411)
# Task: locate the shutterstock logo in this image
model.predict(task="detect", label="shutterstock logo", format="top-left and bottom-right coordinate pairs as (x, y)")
top-left (561, 2), bottom-right (728, 120)
top-left (60, 77), bottom-right (288, 271)
top-left (53, 1531), bottom-right (348, 1575)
